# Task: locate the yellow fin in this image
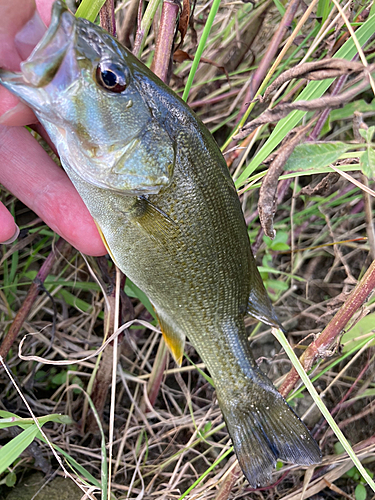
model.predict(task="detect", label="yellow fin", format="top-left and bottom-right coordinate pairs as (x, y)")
top-left (155, 310), bottom-right (185, 366)
top-left (94, 220), bottom-right (119, 268)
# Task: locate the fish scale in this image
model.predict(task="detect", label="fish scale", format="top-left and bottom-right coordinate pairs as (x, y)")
top-left (0, 0), bottom-right (322, 487)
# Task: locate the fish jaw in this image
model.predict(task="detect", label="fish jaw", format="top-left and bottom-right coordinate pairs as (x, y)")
top-left (20, 1), bottom-right (74, 87)
top-left (0, 0), bottom-right (174, 196)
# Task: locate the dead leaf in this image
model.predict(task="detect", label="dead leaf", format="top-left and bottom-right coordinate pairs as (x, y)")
top-left (178, 0), bottom-right (190, 45)
top-left (263, 59), bottom-right (365, 101)
top-left (299, 172), bottom-right (340, 197)
top-left (258, 125), bottom-right (311, 238)
top-left (235, 66), bottom-right (375, 141)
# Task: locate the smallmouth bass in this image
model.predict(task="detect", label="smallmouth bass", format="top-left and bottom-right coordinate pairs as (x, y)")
top-left (0, 1), bottom-right (321, 486)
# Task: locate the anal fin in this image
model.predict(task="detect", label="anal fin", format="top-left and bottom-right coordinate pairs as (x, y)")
top-left (155, 309), bottom-right (185, 366)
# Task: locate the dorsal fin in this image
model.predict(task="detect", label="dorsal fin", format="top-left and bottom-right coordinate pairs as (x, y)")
top-left (247, 260), bottom-right (285, 332)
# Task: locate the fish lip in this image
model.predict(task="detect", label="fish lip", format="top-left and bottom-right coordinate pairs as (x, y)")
top-left (0, 2), bottom-right (78, 117)
top-left (20, 1), bottom-right (75, 87)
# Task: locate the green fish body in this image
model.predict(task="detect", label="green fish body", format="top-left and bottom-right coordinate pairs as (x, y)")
top-left (0, 2), bottom-right (321, 486)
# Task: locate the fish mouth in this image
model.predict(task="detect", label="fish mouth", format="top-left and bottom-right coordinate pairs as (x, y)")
top-left (21, 1), bottom-right (75, 87)
top-left (0, 1), bottom-right (75, 111)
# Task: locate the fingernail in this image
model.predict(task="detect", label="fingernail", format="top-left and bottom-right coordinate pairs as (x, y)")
top-left (0, 101), bottom-right (36, 126)
top-left (1, 225), bottom-right (20, 245)
top-left (15, 10), bottom-right (47, 60)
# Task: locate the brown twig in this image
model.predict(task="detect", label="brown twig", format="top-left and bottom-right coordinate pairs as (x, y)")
top-left (118, 0), bottom-right (140, 47)
top-left (245, 0), bottom-right (301, 105)
top-left (100, 0), bottom-right (116, 36)
top-left (214, 462), bottom-right (243, 500)
top-left (143, 0), bottom-right (181, 408)
top-left (223, 0), bottom-right (298, 157)
top-left (0, 237), bottom-right (69, 361)
top-left (144, 336), bottom-right (168, 411)
top-left (279, 259), bottom-right (375, 397)
top-left (133, 0), bottom-right (145, 57)
top-left (151, 0), bottom-right (181, 83)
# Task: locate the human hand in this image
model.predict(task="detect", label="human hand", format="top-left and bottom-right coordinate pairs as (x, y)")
top-left (0, 0), bottom-right (106, 255)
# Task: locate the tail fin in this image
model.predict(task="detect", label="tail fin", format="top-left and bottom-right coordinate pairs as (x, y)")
top-left (218, 378), bottom-right (321, 487)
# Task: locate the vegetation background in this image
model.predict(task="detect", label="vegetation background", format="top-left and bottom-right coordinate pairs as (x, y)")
top-left (1, 0), bottom-right (375, 499)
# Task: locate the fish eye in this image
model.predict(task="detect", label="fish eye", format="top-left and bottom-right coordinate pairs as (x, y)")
top-left (96, 62), bottom-right (127, 93)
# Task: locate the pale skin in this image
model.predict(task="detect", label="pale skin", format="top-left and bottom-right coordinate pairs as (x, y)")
top-left (0, 0), bottom-right (106, 255)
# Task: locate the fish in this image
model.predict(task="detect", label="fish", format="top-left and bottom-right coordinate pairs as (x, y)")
top-left (0, 1), bottom-right (321, 487)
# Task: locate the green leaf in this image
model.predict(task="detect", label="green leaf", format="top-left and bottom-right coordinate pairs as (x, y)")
top-left (0, 412), bottom-right (101, 490)
top-left (5, 472), bottom-right (17, 487)
top-left (182, 0), bottom-right (222, 100)
top-left (75, 0), bottom-right (106, 22)
top-left (367, 126), bottom-right (375, 142)
top-left (273, 327), bottom-right (375, 494)
top-left (51, 372), bottom-right (67, 386)
top-left (359, 129), bottom-right (369, 141)
top-left (184, 354), bottom-right (214, 387)
top-left (0, 425), bottom-right (39, 474)
top-left (0, 411), bottom-right (73, 429)
top-left (284, 142), bottom-right (351, 173)
top-left (341, 315), bottom-right (375, 353)
top-left (203, 421), bottom-right (212, 434)
top-left (352, 388), bottom-right (375, 400)
top-left (39, 439), bottom-right (102, 489)
top-left (272, 0), bottom-right (286, 16)
top-left (263, 231), bottom-right (290, 251)
top-left (276, 460), bottom-right (284, 470)
top-left (330, 100), bottom-right (375, 122)
top-left (125, 279), bottom-right (156, 320)
top-left (360, 146), bottom-right (375, 180)
top-left (334, 441), bottom-right (345, 455)
top-left (355, 483), bottom-right (367, 500)
top-left (57, 289), bottom-right (104, 319)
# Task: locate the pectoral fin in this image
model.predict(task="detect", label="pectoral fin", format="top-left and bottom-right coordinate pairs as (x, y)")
top-left (132, 196), bottom-right (182, 251)
top-left (155, 310), bottom-right (185, 366)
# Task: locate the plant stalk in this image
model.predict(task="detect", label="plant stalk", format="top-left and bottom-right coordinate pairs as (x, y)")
top-left (0, 238), bottom-right (69, 360)
top-left (280, 258), bottom-right (375, 397)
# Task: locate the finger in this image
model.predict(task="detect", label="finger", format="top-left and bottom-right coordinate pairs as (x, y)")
top-left (0, 0), bottom-right (52, 125)
top-left (0, 0), bottom-right (42, 124)
top-left (36, 0), bottom-right (55, 26)
top-left (0, 0), bottom-right (35, 69)
top-left (0, 125), bottom-right (106, 256)
top-left (0, 200), bottom-right (19, 244)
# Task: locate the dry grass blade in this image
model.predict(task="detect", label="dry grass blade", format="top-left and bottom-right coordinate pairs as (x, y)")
top-left (280, 446), bottom-right (374, 500)
top-left (18, 319), bottom-right (161, 365)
